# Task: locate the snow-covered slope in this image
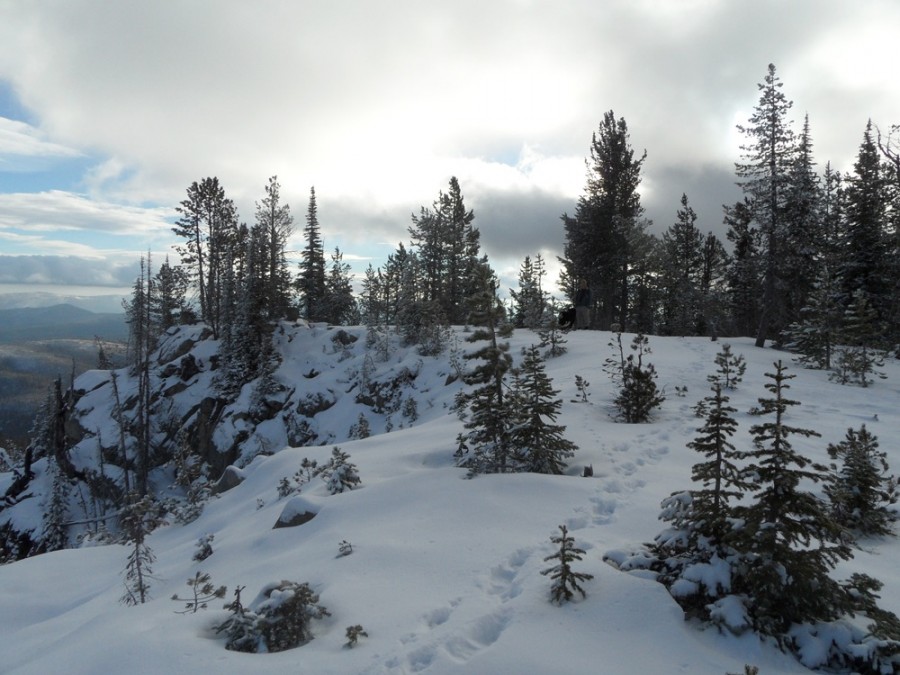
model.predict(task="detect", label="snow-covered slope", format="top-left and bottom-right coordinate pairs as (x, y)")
top-left (1, 325), bottom-right (897, 674)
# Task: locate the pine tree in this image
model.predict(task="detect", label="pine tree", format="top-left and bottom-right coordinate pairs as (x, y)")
top-left (319, 447), bottom-right (361, 494)
top-left (784, 264), bottom-right (843, 370)
top-left (509, 345), bottom-right (577, 474)
top-left (151, 256), bottom-right (189, 332)
top-left (841, 121), bottom-right (892, 328)
top-left (171, 177), bottom-right (239, 338)
top-left (321, 247), bottom-right (358, 326)
top-left (254, 175), bottom-right (294, 321)
top-left (541, 525), bottom-right (594, 603)
top-left (454, 266), bottom-right (514, 475)
top-left (831, 289), bottom-right (887, 387)
top-left (707, 343), bottom-right (746, 390)
top-left (730, 361), bottom-right (852, 635)
top-left (612, 334), bottom-right (664, 423)
top-left (408, 177), bottom-right (481, 324)
top-left (41, 457), bottom-right (71, 552)
top-left (510, 254), bottom-right (548, 329)
top-left (723, 199), bottom-right (762, 337)
top-left (825, 425), bottom-right (897, 536)
top-left (297, 186), bottom-right (327, 322)
top-left (537, 298), bottom-right (568, 358)
top-left (660, 193), bottom-right (705, 336)
top-left (120, 493), bottom-right (161, 606)
top-left (682, 382), bottom-right (746, 545)
top-left (562, 110), bottom-right (648, 330)
top-left (735, 64), bottom-right (796, 347)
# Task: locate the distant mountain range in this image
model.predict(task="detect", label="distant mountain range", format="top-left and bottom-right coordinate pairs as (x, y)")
top-left (0, 304), bottom-right (128, 344)
top-left (0, 290), bottom-right (127, 314)
top-left (0, 304), bottom-right (127, 446)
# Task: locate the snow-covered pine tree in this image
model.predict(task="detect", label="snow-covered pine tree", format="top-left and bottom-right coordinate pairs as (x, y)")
top-left (319, 447), bottom-right (361, 494)
top-left (672, 381), bottom-right (745, 546)
top-left (651, 381), bottom-right (748, 619)
top-left (825, 425), bottom-right (897, 537)
top-left (509, 345), bottom-right (577, 474)
top-left (730, 360), bottom-right (852, 636)
top-left (541, 524), bottom-right (594, 603)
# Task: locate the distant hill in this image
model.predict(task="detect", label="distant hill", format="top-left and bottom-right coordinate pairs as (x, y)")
top-left (0, 304), bottom-right (127, 447)
top-left (0, 304), bottom-right (128, 344)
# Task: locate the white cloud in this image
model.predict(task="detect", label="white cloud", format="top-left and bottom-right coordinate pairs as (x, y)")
top-left (0, 190), bottom-right (175, 236)
top-left (0, 116), bottom-right (83, 176)
top-left (1, 0), bottom-right (900, 292)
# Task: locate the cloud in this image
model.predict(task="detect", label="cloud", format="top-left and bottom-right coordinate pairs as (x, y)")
top-left (1, 0), bottom-right (899, 295)
top-left (0, 190), bottom-right (175, 238)
top-left (0, 117), bottom-right (82, 160)
top-left (0, 254), bottom-right (139, 287)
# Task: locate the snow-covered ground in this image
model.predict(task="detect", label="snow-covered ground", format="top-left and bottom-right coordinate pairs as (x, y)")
top-left (1, 326), bottom-right (897, 674)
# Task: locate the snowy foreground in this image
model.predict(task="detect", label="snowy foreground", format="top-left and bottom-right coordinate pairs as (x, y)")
top-left (1, 327), bottom-right (898, 674)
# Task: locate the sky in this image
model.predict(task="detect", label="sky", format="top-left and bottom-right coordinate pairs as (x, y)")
top-left (1, 325), bottom-right (898, 673)
top-left (1, 0), bottom-right (899, 304)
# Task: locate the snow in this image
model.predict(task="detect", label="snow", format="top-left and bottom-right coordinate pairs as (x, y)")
top-left (2, 325), bottom-right (898, 674)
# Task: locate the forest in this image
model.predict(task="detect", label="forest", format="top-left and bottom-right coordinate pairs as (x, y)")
top-left (121, 63), bottom-right (899, 391)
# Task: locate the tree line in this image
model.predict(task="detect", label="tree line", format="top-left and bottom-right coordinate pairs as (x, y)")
top-left (560, 64), bottom-right (900, 368)
top-left (119, 62), bottom-right (898, 399)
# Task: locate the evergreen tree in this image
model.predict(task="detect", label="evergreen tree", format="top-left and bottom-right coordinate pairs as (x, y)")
top-left (119, 492), bottom-right (161, 606)
top-left (562, 110), bottom-right (648, 330)
top-left (723, 199), bottom-right (762, 337)
top-left (612, 334), bottom-right (664, 423)
top-left (254, 175), bottom-right (294, 321)
top-left (707, 343), bottom-right (746, 390)
top-left (735, 64), bottom-right (795, 346)
top-left (319, 447), bottom-right (361, 494)
top-left (41, 457), bottom-right (71, 552)
top-left (151, 256), bottom-right (189, 332)
top-left (781, 115), bottom-right (823, 327)
top-left (541, 524), bottom-right (593, 603)
top-left (537, 298), bottom-right (568, 358)
top-left (825, 425), bottom-right (897, 537)
top-left (730, 361), bottom-right (852, 635)
top-left (698, 231), bottom-right (729, 338)
top-left (510, 254), bottom-right (549, 329)
top-left (408, 177), bottom-right (482, 324)
top-left (297, 186), bottom-right (327, 322)
top-left (784, 264), bottom-right (842, 370)
top-left (454, 266), bottom-right (514, 475)
top-left (509, 345), bottom-right (577, 474)
top-left (830, 289), bottom-right (887, 387)
top-left (841, 120), bottom-right (892, 330)
top-left (172, 177), bottom-right (239, 338)
top-left (660, 194), bottom-right (705, 335)
top-left (321, 247), bottom-right (358, 326)
top-left (683, 382), bottom-right (746, 544)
